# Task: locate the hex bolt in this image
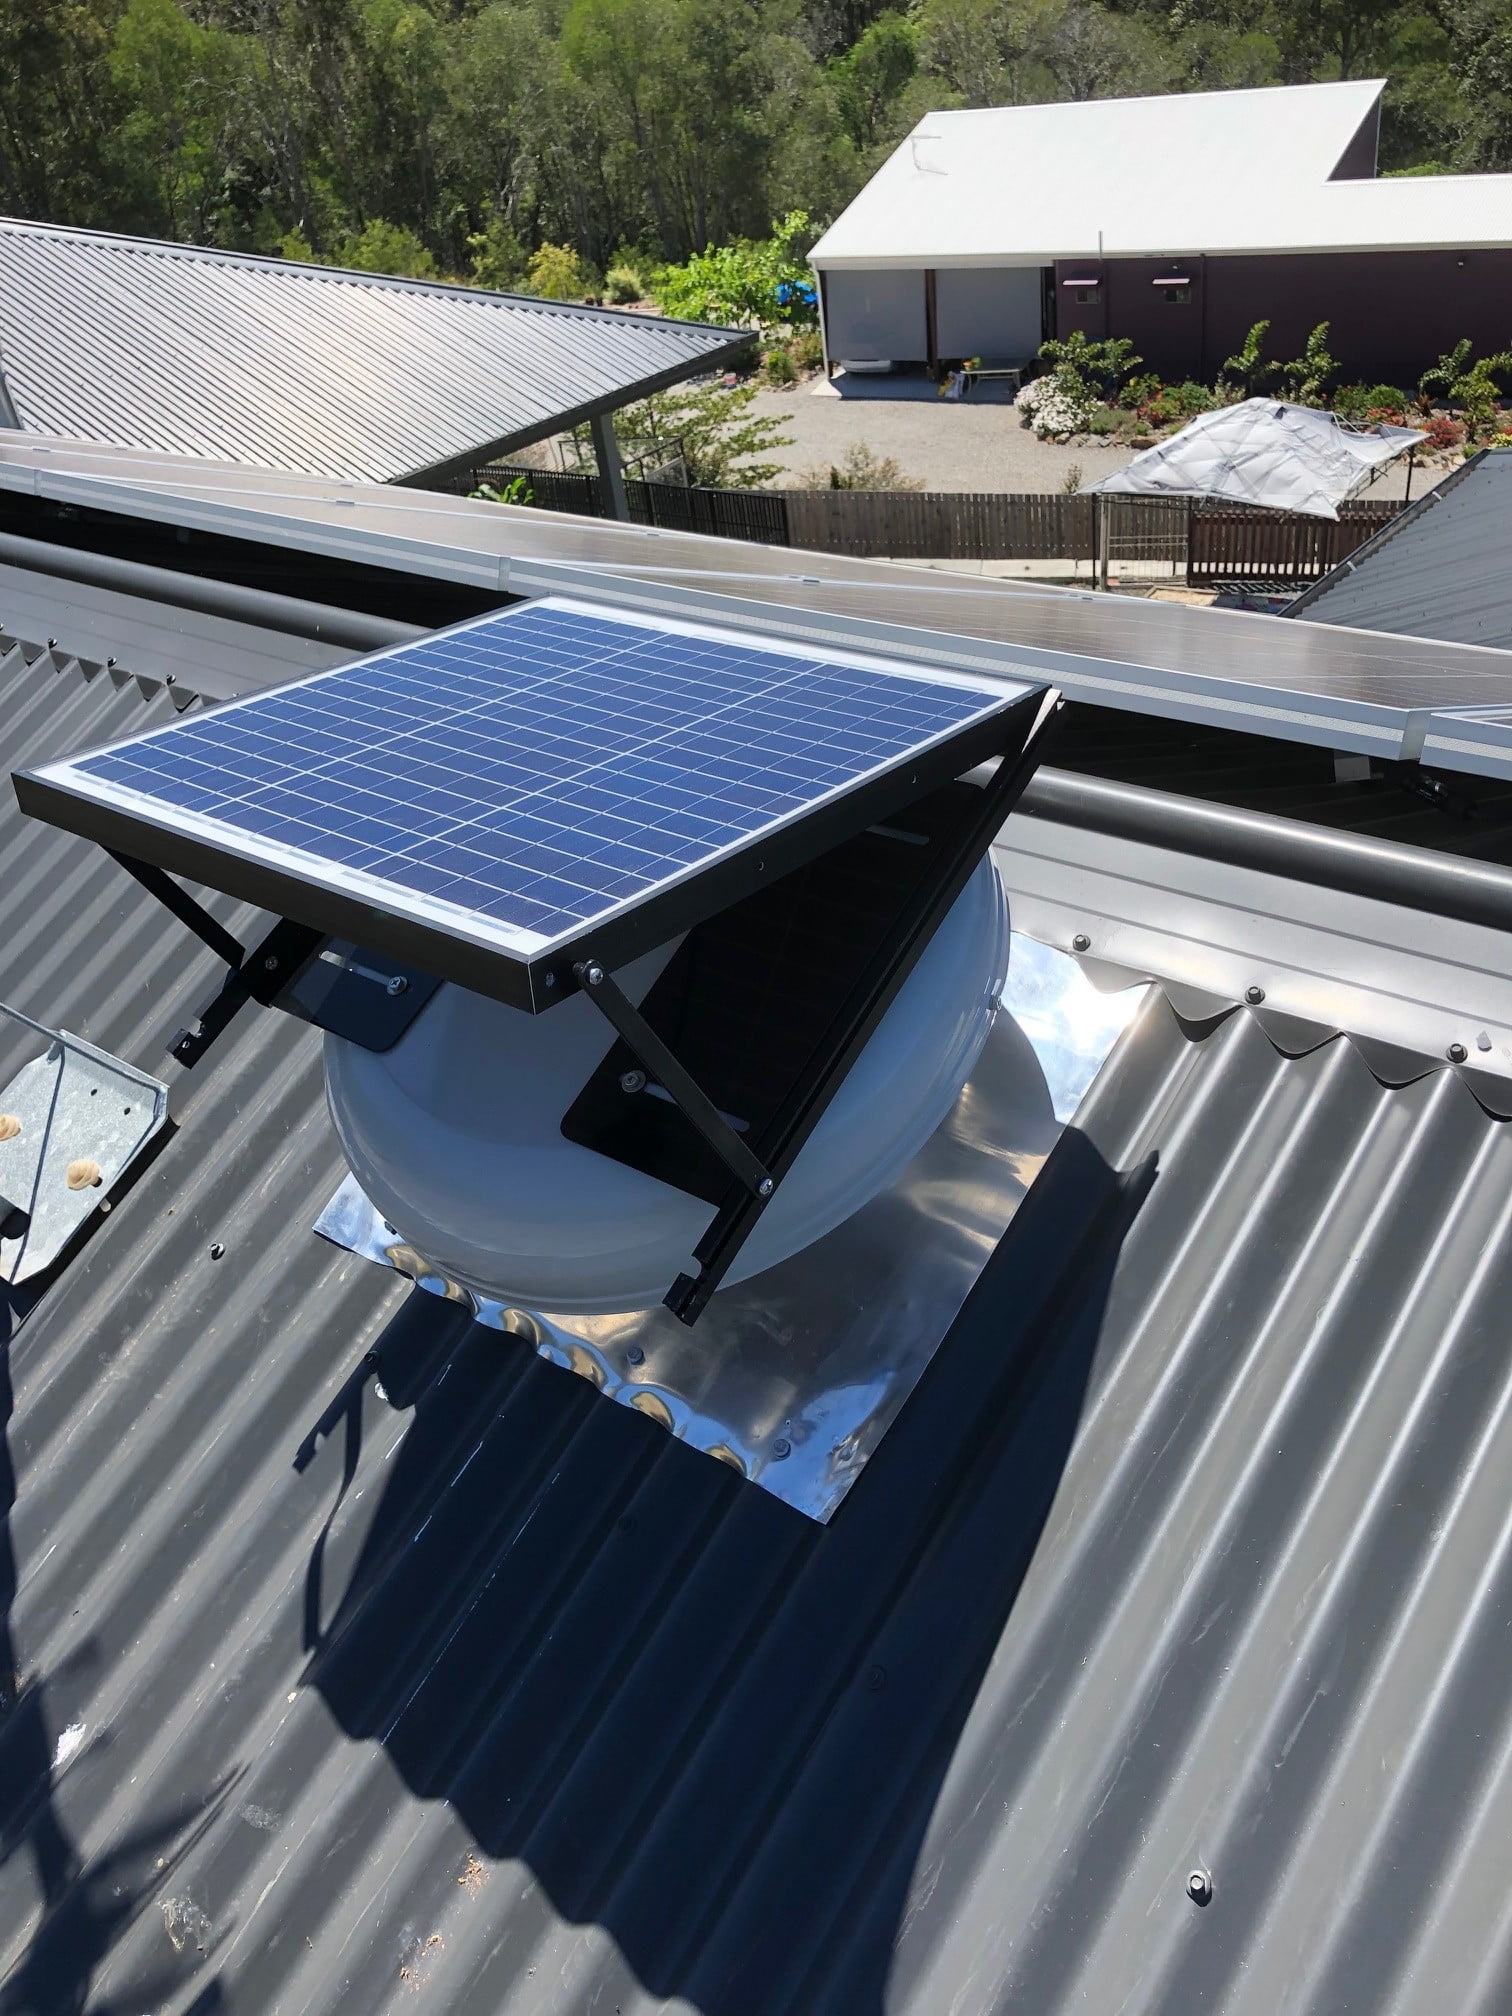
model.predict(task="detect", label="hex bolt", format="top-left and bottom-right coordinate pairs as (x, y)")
top-left (0, 1115), bottom-right (20, 1143)
top-left (1447, 1041), bottom-right (1468, 1064)
top-left (209, 1242), bottom-right (226, 1261)
top-left (771, 1436), bottom-right (792, 1460)
top-left (626, 1345), bottom-right (645, 1365)
top-left (1072, 932), bottom-right (1092, 953)
top-left (1187, 1870), bottom-right (1213, 1905)
top-left (758, 1178), bottom-right (774, 1198)
top-left (386, 974), bottom-right (409, 997)
top-left (619, 1068), bottom-right (647, 1095)
top-left (585, 964), bottom-right (605, 987)
top-left (1245, 985), bottom-right (1266, 1005)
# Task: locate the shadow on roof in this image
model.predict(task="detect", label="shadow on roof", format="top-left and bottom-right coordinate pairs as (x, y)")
top-left (283, 1124), bottom-right (1154, 2016)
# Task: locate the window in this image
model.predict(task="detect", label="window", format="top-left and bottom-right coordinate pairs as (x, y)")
top-left (1075, 286), bottom-right (1099, 304)
top-left (1163, 285), bottom-right (1192, 304)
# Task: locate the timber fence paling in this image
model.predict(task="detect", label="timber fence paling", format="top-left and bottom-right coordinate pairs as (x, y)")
top-left (1187, 498), bottom-right (1402, 582)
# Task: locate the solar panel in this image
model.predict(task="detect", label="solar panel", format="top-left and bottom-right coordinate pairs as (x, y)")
top-left (20, 596), bottom-right (1036, 1008)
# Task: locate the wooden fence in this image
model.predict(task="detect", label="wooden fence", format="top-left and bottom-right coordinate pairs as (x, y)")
top-left (469, 465), bottom-right (1404, 581)
top-left (1186, 499), bottom-right (1401, 583)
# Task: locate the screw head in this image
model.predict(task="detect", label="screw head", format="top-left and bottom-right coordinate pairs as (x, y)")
top-left (865, 1665), bottom-right (887, 1693)
top-left (619, 1068), bottom-right (647, 1094)
top-left (771, 1436), bottom-right (792, 1460)
top-left (263, 955), bottom-right (279, 972)
top-left (1187, 1869), bottom-right (1212, 1904)
top-left (543, 972), bottom-right (556, 989)
top-left (626, 1345), bottom-right (645, 1365)
top-left (386, 974), bottom-right (409, 997)
top-left (585, 964), bottom-right (604, 986)
top-left (1447, 1041), bottom-right (1468, 1064)
top-left (209, 1242), bottom-right (226, 1261)
top-left (758, 1177), bottom-right (774, 1198)
top-left (1245, 985), bottom-right (1266, 1005)
top-left (1072, 932), bottom-right (1091, 953)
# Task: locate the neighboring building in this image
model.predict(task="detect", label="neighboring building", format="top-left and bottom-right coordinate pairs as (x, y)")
top-left (1289, 447), bottom-right (1512, 647)
top-left (8, 476), bottom-right (1512, 2014)
top-left (809, 80), bottom-right (1512, 387)
top-left (0, 218), bottom-right (750, 490)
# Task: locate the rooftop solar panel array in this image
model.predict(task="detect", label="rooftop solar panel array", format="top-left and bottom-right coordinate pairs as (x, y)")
top-left (43, 598), bottom-right (1019, 957)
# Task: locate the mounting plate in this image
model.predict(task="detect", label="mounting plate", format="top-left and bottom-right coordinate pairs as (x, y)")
top-left (0, 1003), bottom-right (169, 1283)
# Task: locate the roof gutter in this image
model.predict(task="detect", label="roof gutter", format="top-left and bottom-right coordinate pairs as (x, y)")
top-left (1014, 768), bottom-right (1512, 938)
top-left (0, 530), bottom-right (421, 651)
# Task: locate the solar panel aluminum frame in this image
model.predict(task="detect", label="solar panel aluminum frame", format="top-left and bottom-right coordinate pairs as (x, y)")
top-left (13, 603), bottom-right (1046, 1015)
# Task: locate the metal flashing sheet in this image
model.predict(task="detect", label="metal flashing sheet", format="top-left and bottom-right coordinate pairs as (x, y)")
top-left (316, 934), bottom-right (1146, 1519)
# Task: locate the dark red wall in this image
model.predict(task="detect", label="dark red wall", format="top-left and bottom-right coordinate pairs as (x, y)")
top-left (1053, 248), bottom-right (1512, 390)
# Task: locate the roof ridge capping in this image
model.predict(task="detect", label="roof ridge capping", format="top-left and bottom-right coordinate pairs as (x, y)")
top-left (0, 214), bottom-right (750, 340)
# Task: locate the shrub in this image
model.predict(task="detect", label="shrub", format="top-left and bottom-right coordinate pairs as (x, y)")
top-left (1016, 374), bottom-right (1084, 438)
top-left (1279, 323), bottom-right (1336, 406)
top-left (1086, 405), bottom-right (1122, 435)
top-left (1334, 381), bottom-right (1409, 421)
top-left (527, 242), bottom-right (586, 301)
top-left (1061, 462), bottom-right (1084, 495)
top-left (604, 263), bottom-right (644, 305)
top-left (467, 212), bottom-right (529, 292)
top-left (1119, 372), bottom-right (1161, 411)
top-left (762, 345), bottom-right (797, 385)
top-left (604, 379), bottom-right (792, 488)
top-left (471, 475), bottom-right (534, 506)
top-left (336, 220), bottom-right (437, 279)
top-left (789, 328), bottom-right (824, 372)
top-left (1422, 414), bottom-right (1465, 451)
top-left (651, 212), bottom-right (817, 332)
top-left (798, 442), bottom-right (923, 491)
top-left (1216, 320), bottom-right (1274, 399)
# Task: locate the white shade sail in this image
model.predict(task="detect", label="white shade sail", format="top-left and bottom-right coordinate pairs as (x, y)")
top-left (1087, 398), bottom-right (1425, 519)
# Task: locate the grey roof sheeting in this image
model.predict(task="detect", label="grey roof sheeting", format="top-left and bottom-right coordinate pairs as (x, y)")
top-left (1289, 449), bottom-right (1512, 647)
top-left (12, 435), bottom-right (1512, 776)
top-left (0, 219), bottom-right (750, 486)
top-left (7, 572), bottom-right (1512, 2011)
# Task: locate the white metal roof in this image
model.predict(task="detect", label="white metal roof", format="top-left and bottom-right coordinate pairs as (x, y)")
top-left (0, 219), bottom-right (749, 485)
top-left (809, 81), bottom-right (1512, 267)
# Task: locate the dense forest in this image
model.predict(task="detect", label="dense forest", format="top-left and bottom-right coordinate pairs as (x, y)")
top-left (4, 0), bottom-right (1512, 289)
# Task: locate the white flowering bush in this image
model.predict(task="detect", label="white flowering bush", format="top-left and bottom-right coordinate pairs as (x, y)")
top-left (1016, 373), bottom-right (1087, 439)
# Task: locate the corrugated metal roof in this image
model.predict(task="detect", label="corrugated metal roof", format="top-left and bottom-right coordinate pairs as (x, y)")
top-left (7, 546), bottom-right (1512, 2014)
top-left (1291, 449), bottom-right (1512, 648)
top-left (0, 220), bottom-right (749, 486)
top-left (809, 79), bottom-right (1512, 267)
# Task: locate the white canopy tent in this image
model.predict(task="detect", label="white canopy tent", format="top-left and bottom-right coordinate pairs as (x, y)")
top-left (1087, 399), bottom-right (1425, 520)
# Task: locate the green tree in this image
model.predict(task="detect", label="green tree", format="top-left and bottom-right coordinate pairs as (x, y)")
top-left (828, 13), bottom-right (919, 151)
top-left (1279, 321), bottom-right (1338, 405)
top-left (336, 218), bottom-right (439, 276)
top-left (610, 379), bottom-right (793, 485)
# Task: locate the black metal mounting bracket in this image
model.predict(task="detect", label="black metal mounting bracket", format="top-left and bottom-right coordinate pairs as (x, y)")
top-left (573, 960), bottom-right (774, 1201)
top-left (661, 690), bottom-right (1060, 1325)
top-left (107, 852), bottom-right (442, 1068)
top-left (562, 687), bottom-right (1060, 1328)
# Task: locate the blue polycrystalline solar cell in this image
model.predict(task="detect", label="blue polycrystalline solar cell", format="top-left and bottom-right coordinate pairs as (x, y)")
top-left (62, 598), bottom-right (1017, 951)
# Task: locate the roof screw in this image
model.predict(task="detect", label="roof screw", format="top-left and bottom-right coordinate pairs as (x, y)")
top-left (865, 1665), bottom-right (888, 1693)
top-left (1245, 985), bottom-right (1266, 1005)
top-left (209, 1241), bottom-right (225, 1261)
top-left (263, 955), bottom-right (279, 972)
top-left (164, 671), bottom-right (174, 683)
top-left (619, 1068), bottom-right (647, 1094)
top-left (771, 1436), bottom-right (792, 1460)
top-left (107, 656), bottom-right (119, 669)
top-left (1447, 1041), bottom-right (1468, 1064)
top-left (1187, 1869), bottom-right (1213, 1905)
top-left (585, 964), bottom-right (604, 987)
top-left (46, 637), bottom-right (57, 650)
top-left (626, 1345), bottom-right (645, 1365)
top-left (758, 1177), bottom-right (774, 1198)
top-left (386, 974), bottom-right (409, 997)
top-left (1072, 932), bottom-right (1091, 953)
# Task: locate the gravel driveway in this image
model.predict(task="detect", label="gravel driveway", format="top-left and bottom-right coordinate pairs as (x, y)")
top-left (748, 375), bottom-right (1434, 499)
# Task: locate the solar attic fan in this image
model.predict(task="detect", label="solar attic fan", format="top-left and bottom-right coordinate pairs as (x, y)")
top-left (14, 596), bottom-right (1059, 1502)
